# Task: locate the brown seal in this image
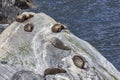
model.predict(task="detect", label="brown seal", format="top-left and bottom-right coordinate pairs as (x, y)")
top-left (44, 68), bottom-right (66, 76)
top-left (16, 14), bottom-right (26, 22)
top-left (26, 14), bottom-right (34, 19)
top-left (50, 37), bottom-right (71, 50)
top-left (51, 24), bottom-right (67, 33)
top-left (16, 14), bottom-right (34, 22)
top-left (72, 55), bottom-right (85, 69)
top-left (24, 23), bottom-right (34, 32)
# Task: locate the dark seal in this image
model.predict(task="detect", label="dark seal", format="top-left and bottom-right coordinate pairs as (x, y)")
top-left (44, 68), bottom-right (66, 76)
top-left (50, 37), bottom-right (71, 50)
top-left (24, 23), bottom-right (34, 32)
top-left (72, 55), bottom-right (85, 69)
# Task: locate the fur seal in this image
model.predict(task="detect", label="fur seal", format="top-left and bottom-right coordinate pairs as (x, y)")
top-left (24, 23), bottom-right (34, 32)
top-left (44, 68), bottom-right (66, 76)
top-left (72, 55), bottom-right (85, 69)
top-left (16, 14), bottom-right (34, 22)
top-left (51, 24), bottom-right (67, 33)
top-left (50, 37), bottom-right (71, 50)
top-left (16, 14), bottom-right (26, 22)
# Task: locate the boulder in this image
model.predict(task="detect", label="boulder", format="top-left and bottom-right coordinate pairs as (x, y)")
top-left (0, 12), bottom-right (120, 80)
top-left (0, 0), bottom-right (34, 24)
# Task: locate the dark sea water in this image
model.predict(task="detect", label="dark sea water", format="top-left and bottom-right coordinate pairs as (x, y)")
top-left (27, 0), bottom-right (120, 70)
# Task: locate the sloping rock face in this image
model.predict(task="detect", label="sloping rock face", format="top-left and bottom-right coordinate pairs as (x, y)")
top-left (0, 12), bottom-right (120, 80)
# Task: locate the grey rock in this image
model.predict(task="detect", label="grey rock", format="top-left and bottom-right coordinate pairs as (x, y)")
top-left (0, 6), bottom-right (23, 24)
top-left (11, 70), bottom-right (44, 80)
top-left (0, 24), bottom-right (8, 33)
top-left (1, 0), bottom-right (15, 7)
top-left (0, 0), bottom-right (34, 24)
top-left (14, 0), bottom-right (34, 9)
top-left (0, 12), bottom-right (120, 80)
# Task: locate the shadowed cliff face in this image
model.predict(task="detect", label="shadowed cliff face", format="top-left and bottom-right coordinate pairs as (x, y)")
top-left (0, 12), bottom-right (119, 80)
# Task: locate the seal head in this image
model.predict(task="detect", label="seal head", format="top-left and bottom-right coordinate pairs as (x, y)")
top-left (51, 24), bottom-right (67, 33)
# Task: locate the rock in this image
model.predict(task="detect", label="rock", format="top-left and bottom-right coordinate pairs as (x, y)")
top-left (11, 70), bottom-right (44, 80)
top-left (14, 0), bottom-right (34, 9)
top-left (0, 0), bottom-right (34, 24)
top-left (0, 12), bottom-right (120, 80)
top-left (1, 0), bottom-right (34, 8)
top-left (1, 0), bottom-right (15, 7)
top-left (0, 24), bottom-right (9, 33)
top-left (0, 6), bottom-right (23, 24)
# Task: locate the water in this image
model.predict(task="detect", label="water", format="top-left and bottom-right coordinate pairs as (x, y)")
top-left (22, 0), bottom-right (120, 71)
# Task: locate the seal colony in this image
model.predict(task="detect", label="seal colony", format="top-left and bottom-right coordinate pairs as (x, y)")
top-left (0, 12), bottom-right (119, 80)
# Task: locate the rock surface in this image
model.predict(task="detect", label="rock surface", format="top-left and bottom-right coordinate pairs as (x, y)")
top-left (0, 24), bottom-right (8, 34)
top-left (0, 12), bottom-right (120, 80)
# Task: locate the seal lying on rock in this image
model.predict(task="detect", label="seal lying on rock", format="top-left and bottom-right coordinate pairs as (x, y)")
top-left (24, 23), bottom-right (34, 32)
top-left (50, 37), bottom-right (71, 50)
top-left (44, 68), bottom-right (66, 76)
top-left (51, 24), bottom-right (67, 33)
top-left (16, 13), bottom-right (34, 22)
top-left (72, 55), bottom-right (85, 69)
